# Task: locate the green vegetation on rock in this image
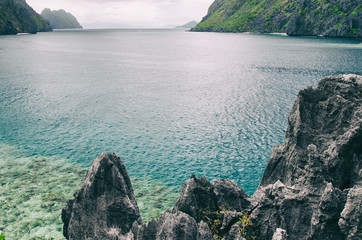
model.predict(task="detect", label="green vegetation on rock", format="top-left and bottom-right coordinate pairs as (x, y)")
top-left (41, 8), bottom-right (82, 29)
top-left (0, 0), bottom-right (51, 35)
top-left (192, 0), bottom-right (362, 38)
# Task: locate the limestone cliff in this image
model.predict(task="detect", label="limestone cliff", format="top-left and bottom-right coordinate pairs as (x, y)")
top-left (192, 0), bottom-right (362, 38)
top-left (63, 74), bottom-right (361, 239)
top-left (41, 8), bottom-right (82, 29)
top-left (0, 0), bottom-right (51, 35)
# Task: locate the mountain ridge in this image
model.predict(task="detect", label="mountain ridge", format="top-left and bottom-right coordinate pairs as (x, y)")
top-left (192, 0), bottom-right (362, 38)
top-left (41, 8), bottom-right (82, 29)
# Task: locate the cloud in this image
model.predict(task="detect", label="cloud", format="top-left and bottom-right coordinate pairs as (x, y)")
top-left (27, 0), bottom-right (213, 28)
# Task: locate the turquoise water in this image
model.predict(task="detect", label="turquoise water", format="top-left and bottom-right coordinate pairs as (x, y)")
top-left (0, 143), bottom-right (179, 239)
top-left (0, 29), bottom-right (361, 239)
top-left (0, 29), bottom-right (361, 194)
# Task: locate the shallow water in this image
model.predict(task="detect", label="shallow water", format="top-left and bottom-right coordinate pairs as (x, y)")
top-left (0, 143), bottom-right (179, 239)
top-left (0, 29), bottom-right (361, 238)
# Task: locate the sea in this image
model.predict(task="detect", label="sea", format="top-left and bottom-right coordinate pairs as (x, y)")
top-left (0, 28), bottom-right (361, 239)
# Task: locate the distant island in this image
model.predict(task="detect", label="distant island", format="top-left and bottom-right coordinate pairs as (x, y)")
top-left (175, 20), bottom-right (199, 29)
top-left (41, 8), bottom-right (82, 29)
top-left (0, 0), bottom-right (51, 35)
top-left (192, 0), bottom-right (362, 38)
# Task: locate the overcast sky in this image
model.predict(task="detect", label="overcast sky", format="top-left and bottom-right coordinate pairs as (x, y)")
top-left (27, 0), bottom-right (214, 28)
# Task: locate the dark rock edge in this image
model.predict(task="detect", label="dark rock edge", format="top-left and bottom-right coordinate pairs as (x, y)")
top-left (62, 74), bottom-right (361, 240)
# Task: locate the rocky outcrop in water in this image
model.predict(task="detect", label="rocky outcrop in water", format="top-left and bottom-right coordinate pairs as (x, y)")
top-left (62, 153), bottom-right (142, 239)
top-left (41, 8), bottom-right (82, 29)
top-left (192, 0), bottom-right (362, 38)
top-left (0, 0), bottom-right (51, 35)
top-left (63, 74), bottom-right (361, 239)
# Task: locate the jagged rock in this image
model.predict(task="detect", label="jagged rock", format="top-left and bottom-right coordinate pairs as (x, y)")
top-left (219, 211), bottom-right (243, 233)
top-left (250, 74), bottom-right (362, 239)
top-left (260, 74), bottom-right (362, 191)
top-left (249, 181), bottom-right (314, 240)
top-left (174, 175), bottom-right (218, 222)
top-left (308, 183), bottom-right (347, 239)
top-left (197, 221), bottom-right (214, 240)
top-left (272, 228), bottom-right (288, 240)
top-left (223, 223), bottom-right (244, 240)
top-left (213, 179), bottom-right (250, 212)
top-left (63, 75), bottom-right (361, 240)
top-left (133, 209), bottom-right (213, 240)
top-left (62, 153), bottom-right (141, 239)
top-left (338, 186), bottom-right (362, 240)
top-left (174, 175), bottom-right (250, 222)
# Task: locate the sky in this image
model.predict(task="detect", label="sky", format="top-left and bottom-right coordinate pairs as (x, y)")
top-left (27, 0), bottom-right (214, 28)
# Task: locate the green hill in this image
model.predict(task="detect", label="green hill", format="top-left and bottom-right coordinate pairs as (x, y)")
top-left (0, 0), bottom-right (51, 35)
top-left (192, 0), bottom-right (362, 38)
top-left (41, 8), bottom-right (82, 29)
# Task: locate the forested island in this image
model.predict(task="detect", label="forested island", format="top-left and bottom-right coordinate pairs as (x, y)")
top-left (192, 0), bottom-right (362, 38)
top-left (0, 0), bottom-right (51, 35)
top-left (41, 8), bottom-right (82, 29)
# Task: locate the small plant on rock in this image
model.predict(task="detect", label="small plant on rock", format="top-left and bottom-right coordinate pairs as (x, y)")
top-left (0, 231), bottom-right (6, 240)
top-left (238, 214), bottom-right (255, 239)
top-left (203, 210), bottom-right (223, 240)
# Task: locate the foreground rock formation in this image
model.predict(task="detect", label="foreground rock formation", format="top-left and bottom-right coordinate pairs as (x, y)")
top-left (0, 0), bottom-right (51, 35)
top-left (192, 0), bottom-right (362, 38)
top-left (63, 74), bottom-right (361, 239)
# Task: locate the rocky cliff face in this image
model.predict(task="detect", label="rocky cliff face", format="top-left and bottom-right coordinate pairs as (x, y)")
top-left (192, 0), bottom-right (362, 38)
top-left (0, 0), bottom-right (51, 35)
top-left (63, 74), bottom-right (361, 239)
top-left (41, 8), bottom-right (82, 29)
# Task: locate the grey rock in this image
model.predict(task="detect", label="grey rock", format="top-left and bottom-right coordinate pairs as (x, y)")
top-left (338, 186), bottom-right (362, 240)
top-left (220, 211), bottom-right (243, 233)
top-left (62, 153), bottom-right (141, 239)
top-left (174, 175), bottom-right (250, 223)
top-left (272, 228), bottom-right (288, 240)
top-left (213, 179), bottom-right (250, 212)
top-left (307, 183), bottom-right (347, 239)
top-left (260, 74), bottom-right (362, 191)
top-left (197, 221), bottom-right (214, 240)
top-left (174, 175), bottom-right (218, 222)
top-left (250, 74), bottom-right (361, 239)
top-left (223, 223), bottom-right (244, 240)
top-left (133, 209), bottom-right (211, 240)
top-left (250, 181), bottom-right (315, 240)
top-left (63, 75), bottom-right (361, 240)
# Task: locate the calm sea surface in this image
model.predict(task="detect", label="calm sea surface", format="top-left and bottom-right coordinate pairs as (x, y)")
top-left (0, 29), bottom-right (361, 194)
